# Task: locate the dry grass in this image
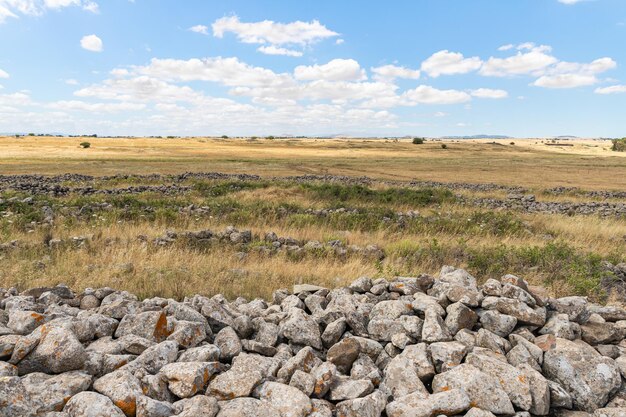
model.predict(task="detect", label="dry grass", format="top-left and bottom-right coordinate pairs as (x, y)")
top-left (1, 136), bottom-right (625, 190)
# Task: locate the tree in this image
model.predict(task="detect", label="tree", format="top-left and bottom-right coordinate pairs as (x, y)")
top-left (441, 144), bottom-right (448, 149)
top-left (221, 135), bottom-right (229, 139)
top-left (412, 137), bottom-right (425, 144)
top-left (612, 138), bottom-right (626, 152)
top-left (80, 142), bottom-right (91, 148)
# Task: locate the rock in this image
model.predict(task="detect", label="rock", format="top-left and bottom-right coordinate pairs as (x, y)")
top-left (214, 327), bottom-right (242, 362)
top-left (311, 361), bottom-right (337, 398)
top-left (216, 397), bottom-right (279, 417)
top-left (115, 311), bottom-right (170, 342)
top-left (428, 341), bottom-right (467, 373)
top-left (543, 338), bottom-right (621, 412)
top-left (254, 381), bottom-right (312, 417)
top-left (422, 309), bottom-right (452, 343)
top-left (135, 395), bottom-right (175, 417)
top-left (327, 337), bottom-right (360, 373)
top-left (24, 371), bottom-right (92, 414)
top-left (93, 370), bottom-right (143, 416)
top-left (208, 353), bottom-right (264, 399)
top-left (328, 378), bottom-right (374, 401)
top-left (18, 326), bottom-right (87, 375)
top-left (177, 344), bottom-right (220, 363)
top-left (160, 361), bottom-right (220, 398)
top-left (0, 376), bottom-right (33, 417)
top-left (495, 298), bottom-right (546, 326)
top-left (64, 392), bottom-right (126, 417)
top-left (480, 310), bottom-right (518, 337)
top-left (289, 369), bottom-right (316, 396)
top-left (445, 302), bottom-right (478, 335)
top-left (173, 396), bottom-right (219, 417)
top-left (124, 340), bottom-right (178, 374)
top-left (386, 388), bottom-right (470, 417)
top-left (280, 309), bottom-right (322, 350)
top-left (334, 390), bottom-right (387, 417)
top-left (466, 348), bottom-right (532, 411)
top-left (381, 355), bottom-right (429, 399)
top-left (431, 363), bottom-right (515, 415)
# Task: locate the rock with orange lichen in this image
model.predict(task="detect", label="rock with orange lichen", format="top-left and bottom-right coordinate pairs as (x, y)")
top-left (159, 361), bottom-right (221, 398)
top-left (23, 371), bottom-right (92, 414)
top-left (64, 391), bottom-right (126, 417)
top-left (207, 353), bottom-right (264, 400)
top-left (93, 369), bottom-right (142, 417)
top-left (114, 311), bottom-right (171, 343)
top-left (334, 389), bottom-right (387, 417)
top-left (17, 326), bottom-right (87, 375)
top-left (215, 397), bottom-right (279, 417)
top-left (172, 395), bottom-right (219, 417)
top-left (7, 310), bottom-right (48, 335)
top-left (386, 388), bottom-right (470, 417)
top-left (0, 376), bottom-right (33, 417)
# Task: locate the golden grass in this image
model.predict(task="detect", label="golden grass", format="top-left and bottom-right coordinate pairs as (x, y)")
top-left (1, 136), bottom-right (625, 190)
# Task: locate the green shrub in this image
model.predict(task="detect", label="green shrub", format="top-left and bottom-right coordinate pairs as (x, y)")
top-left (412, 137), bottom-right (425, 144)
top-left (441, 144), bottom-right (448, 149)
top-left (612, 138), bottom-right (626, 152)
top-left (80, 142), bottom-right (91, 148)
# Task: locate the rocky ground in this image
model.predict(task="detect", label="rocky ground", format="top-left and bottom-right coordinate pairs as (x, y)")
top-left (1, 173), bottom-right (625, 217)
top-left (2, 267), bottom-right (626, 416)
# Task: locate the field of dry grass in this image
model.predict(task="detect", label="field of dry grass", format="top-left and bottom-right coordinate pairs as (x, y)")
top-left (1, 136), bottom-right (625, 190)
top-left (1, 136), bottom-right (625, 301)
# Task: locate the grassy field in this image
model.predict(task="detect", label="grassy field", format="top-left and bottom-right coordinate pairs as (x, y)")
top-left (1, 136), bottom-right (625, 190)
top-left (0, 136), bottom-right (625, 300)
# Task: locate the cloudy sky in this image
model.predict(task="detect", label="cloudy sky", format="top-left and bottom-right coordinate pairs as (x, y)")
top-left (1, 0), bottom-right (625, 137)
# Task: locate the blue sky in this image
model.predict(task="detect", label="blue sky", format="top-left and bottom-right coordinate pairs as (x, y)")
top-left (1, 0), bottom-right (625, 137)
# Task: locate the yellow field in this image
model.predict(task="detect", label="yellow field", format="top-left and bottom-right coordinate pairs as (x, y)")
top-left (1, 136), bottom-right (624, 190)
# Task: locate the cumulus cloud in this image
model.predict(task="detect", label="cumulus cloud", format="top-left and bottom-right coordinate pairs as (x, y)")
top-left (371, 64), bottom-right (420, 81)
top-left (80, 34), bottom-right (103, 52)
top-left (480, 44), bottom-right (557, 76)
top-left (0, 68), bottom-right (8, 78)
top-left (421, 50), bottom-right (482, 77)
top-left (189, 24), bottom-right (208, 35)
top-left (0, 0), bottom-right (98, 22)
top-left (294, 59), bottom-right (366, 81)
top-left (470, 88), bottom-right (509, 99)
top-left (594, 84), bottom-right (626, 94)
top-left (403, 85), bottom-right (471, 104)
top-left (533, 74), bottom-right (598, 88)
top-left (558, 0), bottom-right (586, 4)
top-left (257, 45), bottom-right (303, 57)
top-left (212, 15), bottom-right (337, 46)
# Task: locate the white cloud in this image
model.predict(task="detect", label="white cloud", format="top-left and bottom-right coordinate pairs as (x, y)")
top-left (49, 100), bottom-right (146, 112)
top-left (403, 85), bottom-right (471, 104)
top-left (75, 76), bottom-right (205, 103)
top-left (0, 68), bottom-right (8, 78)
top-left (594, 84), bottom-right (626, 94)
top-left (133, 57), bottom-right (293, 87)
top-left (470, 88), bottom-right (508, 99)
top-left (294, 59), bottom-right (366, 81)
top-left (212, 15), bottom-right (338, 46)
top-left (533, 74), bottom-right (598, 88)
top-left (480, 45), bottom-right (557, 76)
top-left (80, 34), bottom-right (103, 52)
top-left (0, 0), bottom-right (97, 22)
top-left (64, 78), bottom-right (78, 85)
top-left (371, 64), bottom-right (420, 81)
top-left (421, 50), bottom-right (482, 77)
top-left (558, 0), bottom-right (586, 4)
top-left (189, 24), bottom-right (208, 35)
top-left (335, 39), bottom-right (344, 45)
top-left (257, 45), bottom-right (303, 57)
top-left (498, 44), bottom-right (514, 51)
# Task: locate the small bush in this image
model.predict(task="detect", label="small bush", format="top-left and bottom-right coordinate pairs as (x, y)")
top-left (80, 142), bottom-right (91, 149)
top-left (412, 137), bottom-right (425, 144)
top-left (612, 138), bottom-right (626, 152)
top-left (267, 136), bottom-right (275, 140)
top-left (221, 135), bottom-right (229, 139)
top-left (510, 142), bottom-right (515, 145)
top-left (441, 144), bottom-right (448, 149)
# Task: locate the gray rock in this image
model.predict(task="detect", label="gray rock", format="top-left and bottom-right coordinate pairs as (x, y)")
top-left (64, 392), bottom-right (125, 417)
top-left (543, 338), bottom-right (621, 412)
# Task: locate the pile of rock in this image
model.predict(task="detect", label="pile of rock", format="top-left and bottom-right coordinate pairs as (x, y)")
top-left (2, 266), bottom-right (626, 416)
top-left (151, 227), bottom-right (386, 260)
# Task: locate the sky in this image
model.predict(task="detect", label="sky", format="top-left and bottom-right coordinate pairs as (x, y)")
top-left (0, 0), bottom-right (625, 138)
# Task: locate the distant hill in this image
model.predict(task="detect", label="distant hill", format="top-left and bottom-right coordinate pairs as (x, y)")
top-left (439, 135), bottom-right (512, 139)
